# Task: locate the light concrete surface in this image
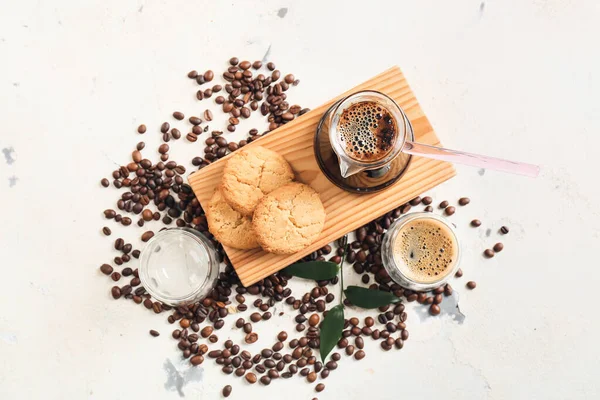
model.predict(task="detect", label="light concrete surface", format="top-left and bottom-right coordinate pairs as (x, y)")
top-left (1, 0), bottom-right (599, 399)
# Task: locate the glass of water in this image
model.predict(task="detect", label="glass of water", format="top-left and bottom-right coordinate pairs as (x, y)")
top-left (139, 228), bottom-right (219, 306)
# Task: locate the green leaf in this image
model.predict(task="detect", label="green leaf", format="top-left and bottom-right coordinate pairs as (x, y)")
top-left (319, 304), bottom-right (345, 362)
top-left (283, 261), bottom-right (340, 281)
top-left (344, 285), bottom-right (401, 309)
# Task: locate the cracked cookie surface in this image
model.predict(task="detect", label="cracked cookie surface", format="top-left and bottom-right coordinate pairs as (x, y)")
top-left (206, 188), bottom-right (260, 250)
top-left (252, 182), bottom-right (325, 254)
top-left (221, 146), bottom-right (294, 217)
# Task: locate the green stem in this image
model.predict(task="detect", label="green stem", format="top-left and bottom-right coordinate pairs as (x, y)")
top-left (338, 235), bottom-right (348, 302)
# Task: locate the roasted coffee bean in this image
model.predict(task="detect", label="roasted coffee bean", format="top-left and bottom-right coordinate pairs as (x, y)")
top-left (467, 281), bottom-right (477, 289)
top-left (267, 62), bottom-right (276, 71)
top-left (439, 200), bottom-right (449, 209)
top-left (354, 350), bottom-right (366, 360)
top-left (173, 111), bottom-right (184, 120)
top-left (445, 206), bottom-right (456, 216)
top-left (325, 360), bottom-right (337, 370)
top-left (235, 318), bottom-right (245, 328)
top-left (245, 332), bottom-right (258, 344)
top-left (444, 284), bottom-right (453, 296)
top-left (111, 286), bottom-right (121, 299)
top-left (101, 178), bottom-right (110, 187)
top-left (245, 372), bottom-right (257, 384)
top-left (471, 219), bottom-right (482, 227)
top-left (158, 144), bottom-right (169, 154)
top-left (200, 326), bottom-right (213, 338)
top-left (141, 231), bottom-right (154, 242)
top-left (222, 385), bottom-right (232, 397)
top-left (259, 376), bottom-right (271, 386)
top-left (355, 336), bottom-right (364, 349)
top-left (409, 196), bottom-right (422, 206)
top-left (429, 304), bottom-right (441, 315)
top-left (455, 268), bottom-right (463, 278)
top-left (307, 371), bottom-right (317, 383)
top-left (422, 196), bottom-right (433, 205)
top-left (424, 206), bottom-right (433, 212)
top-left (137, 124), bottom-right (147, 134)
top-left (261, 349), bottom-right (273, 358)
top-left (190, 355), bottom-right (204, 366)
top-left (500, 226), bottom-right (509, 234)
top-left (171, 128), bottom-right (181, 139)
top-left (401, 330), bottom-right (409, 340)
top-left (114, 238), bottom-right (124, 250)
top-left (296, 323), bottom-right (305, 332)
top-left (459, 197), bottom-right (470, 206)
top-left (203, 70), bottom-right (214, 82)
top-left (250, 312), bottom-right (262, 322)
top-left (160, 122), bottom-right (170, 133)
top-left (149, 329), bottom-right (160, 337)
top-left (308, 314), bottom-right (320, 326)
top-left (484, 249), bottom-right (495, 258)
top-left (189, 116), bottom-right (202, 126)
top-left (100, 264), bottom-right (113, 275)
top-left (243, 323), bottom-right (252, 333)
top-left (493, 242), bottom-right (504, 252)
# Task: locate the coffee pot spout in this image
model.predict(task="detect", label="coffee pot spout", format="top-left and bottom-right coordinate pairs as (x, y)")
top-left (338, 158), bottom-right (364, 178)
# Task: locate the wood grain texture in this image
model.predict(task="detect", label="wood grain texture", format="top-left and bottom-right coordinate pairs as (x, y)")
top-left (189, 66), bottom-right (456, 286)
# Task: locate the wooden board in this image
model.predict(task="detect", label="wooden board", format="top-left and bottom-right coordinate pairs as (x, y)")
top-left (189, 66), bottom-right (456, 286)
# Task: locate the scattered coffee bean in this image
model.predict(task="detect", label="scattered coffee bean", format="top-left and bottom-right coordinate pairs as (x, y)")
top-left (471, 219), bottom-right (482, 227)
top-left (190, 355), bottom-right (204, 366)
top-left (141, 231), bottom-right (154, 242)
top-left (484, 249), bottom-right (495, 258)
top-left (455, 268), bottom-right (463, 278)
top-left (149, 330), bottom-right (160, 337)
top-left (245, 372), bottom-right (257, 384)
top-left (137, 124), bottom-right (146, 134)
top-left (458, 197), bottom-right (470, 206)
top-left (500, 226), bottom-right (509, 234)
top-left (445, 206), bottom-right (456, 216)
top-left (493, 242), bottom-right (504, 252)
top-left (354, 350), bottom-right (365, 360)
top-left (245, 332), bottom-right (258, 344)
top-left (222, 385), bottom-right (232, 397)
top-left (467, 281), bottom-right (477, 289)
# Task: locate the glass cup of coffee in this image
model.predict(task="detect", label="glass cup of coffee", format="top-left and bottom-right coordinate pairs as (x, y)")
top-left (381, 212), bottom-right (461, 291)
top-left (139, 227), bottom-right (219, 306)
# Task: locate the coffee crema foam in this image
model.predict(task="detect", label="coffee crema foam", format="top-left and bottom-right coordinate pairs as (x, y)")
top-left (338, 101), bottom-right (397, 162)
top-left (393, 218), bottom-right (457, 284)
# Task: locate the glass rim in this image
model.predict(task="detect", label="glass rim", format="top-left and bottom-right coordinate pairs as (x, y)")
top-left (139, 227), bottom-right (218, 305)
top-left (383, 212), bottom-right (462, 291)
top-left (329, 90), bottom-right (409, 169)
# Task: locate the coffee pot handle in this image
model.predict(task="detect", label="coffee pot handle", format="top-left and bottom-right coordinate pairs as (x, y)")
top-left (402, 141), bottom-right (540, 178)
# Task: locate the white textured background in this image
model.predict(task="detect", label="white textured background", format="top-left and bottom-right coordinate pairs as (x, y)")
top-left (1, 0), bottom-right (599, 399)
